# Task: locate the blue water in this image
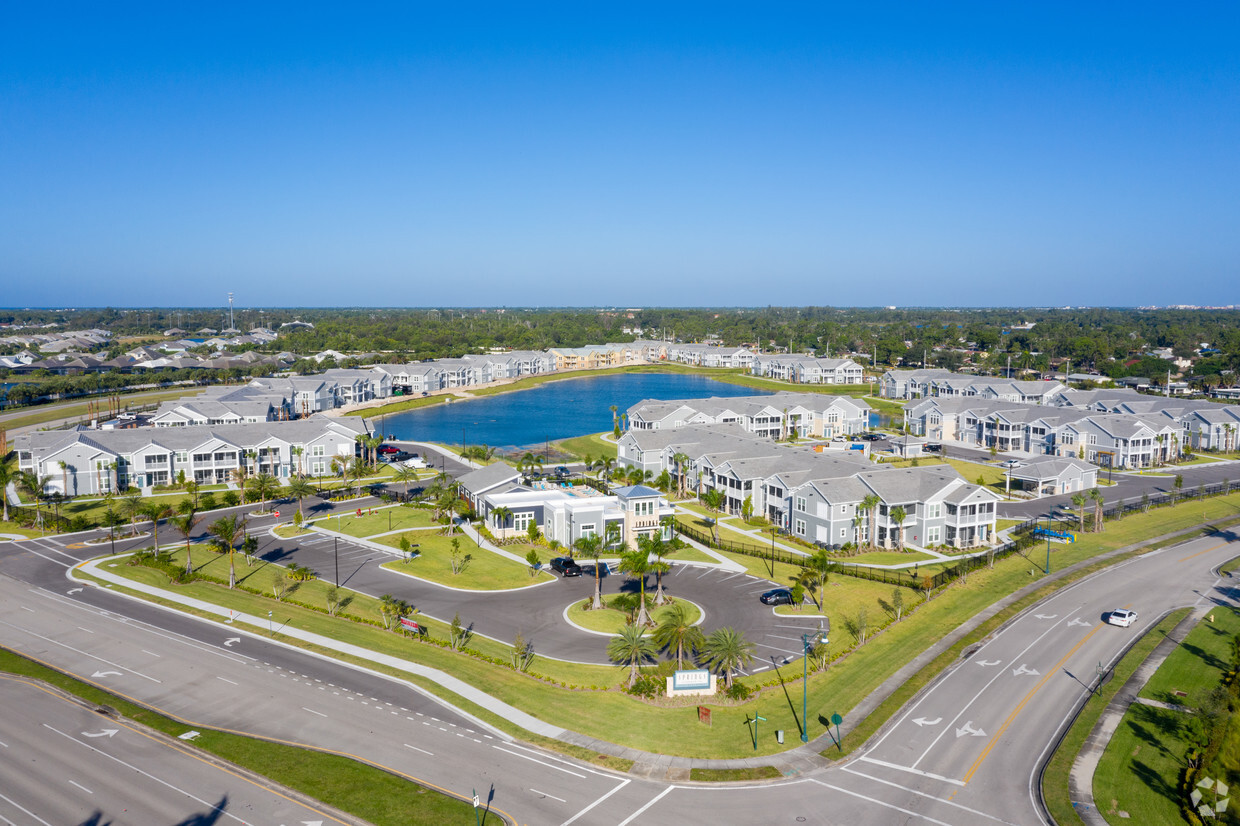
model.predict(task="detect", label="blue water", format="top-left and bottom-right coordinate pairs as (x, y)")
top-left (378, 373), bottom-right (773, 448)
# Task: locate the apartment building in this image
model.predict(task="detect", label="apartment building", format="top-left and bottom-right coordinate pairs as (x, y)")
top-left (751, 356), bottom-right (865, 385)
top-left (626, 392), bottom-right (871, 440)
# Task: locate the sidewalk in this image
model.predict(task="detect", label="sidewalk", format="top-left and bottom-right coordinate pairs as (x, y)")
top-left (1068, 608), bottom-right (1205, 825)
top-left (73, 514), bottom-right (1234, 780)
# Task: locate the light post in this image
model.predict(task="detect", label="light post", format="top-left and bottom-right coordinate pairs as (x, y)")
top-left (334, 536), bottom-right (339, 587)
top-left (801, 620), bottom-right (830, 742)
top-left (1044, 509), bottom-right (1052, 574)
top-left (267, 610), bottom-right (273, 635)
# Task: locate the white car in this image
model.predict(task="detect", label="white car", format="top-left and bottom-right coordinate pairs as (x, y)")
top-left (1107, 609), bottom-right (1138, 627)
top-left (999, 459), bottom-right (1023, 469)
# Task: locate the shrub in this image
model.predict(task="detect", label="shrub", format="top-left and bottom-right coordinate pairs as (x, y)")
top-left (627, 673), bottom-right (662, 699)
top-left (724, 680), bottom-right (754, 701)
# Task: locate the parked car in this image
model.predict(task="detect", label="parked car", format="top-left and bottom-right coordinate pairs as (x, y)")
top-left (1107, 609), bottom-right (1138, 627)
top-left (378, 445), bottom-right (402, 456)
top-left (924, 443), bottom-right (942, 453)
top-left (999, 459), bottom-right (1023, 469)
top-left (554, 465), bottom-right (571, 477)
top-left (760, 588), bottom-right (795, 606)
top-left (550, 557), bottom-right (583, 577)
top-left (860, 433), bottom-right (884, 442)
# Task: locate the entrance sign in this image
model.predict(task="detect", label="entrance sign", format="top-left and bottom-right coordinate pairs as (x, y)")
top-left (667, 668), bottom-right (716, 697)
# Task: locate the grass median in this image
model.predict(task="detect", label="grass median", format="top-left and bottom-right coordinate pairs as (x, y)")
top-left (1041, 608), bottom-right (1191, 826)
top-left (566, 597), bottom-right (703, 635)
top-left (84, 494), bottom-right (1240, 762)
top-left (0, 647), bottom-right (483, 825)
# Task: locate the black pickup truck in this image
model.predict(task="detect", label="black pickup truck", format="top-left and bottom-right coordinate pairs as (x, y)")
top-left (550, 557), bottom-right (583, 577)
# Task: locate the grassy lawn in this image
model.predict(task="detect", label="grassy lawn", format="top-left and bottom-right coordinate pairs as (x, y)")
top-left (840, 549), bottom-right (936, 566)
top-left (1093, 702), bottom-right (1193, 824)
top-left (273, 524), bottom-right (311, 538)
top-left (312, 506), bottom-right (440, 537)
top-left (665, 545), bottom-right (718, 564)
top-left (773, 578), bottom-right (921, 627)
top-left (556, 432), bottom-right (615, 461)
top-left (0, 525), bottom-right (53, 539)
top-left (566, 597), bottom-right (703, 635)
top-left (1041, 609), bottom-right (1191, 826)
top-left (379, 540), bottom-right (555, 591)
top-left (0, 385), bottom-right (208, 431)
top-left (690, 766), bottom-right (782, 781)
top-left (944, 458), bottom-right (1008, 488)
top-left (89, 494), bottom-right (1240, 761)
top-left (1139, 605), bottom-right (1240, 705)
top-left (345, 394), bottom-right (449, 417)
top-left (0, 648), bottom-right (479, 825)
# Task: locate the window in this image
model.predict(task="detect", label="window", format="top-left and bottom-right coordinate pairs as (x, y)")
top-left (840, 504), bottom-right (848, 514)
top-left (795, 496), bottom-right (807, 512)
top-left (312, 445), bottom-right (326, 457)
top-left (579, 524), bottom-right (596, 537)
top-left (927, 526), bottom-right (942, 544)
top-left (175, 451), bottom-right (188, 464)
top-left (926, 502), bottom-right (942, 519)
top-left (312, 461), bottom-right (325, 475)
top-left (633, 500), bottom-right (654, 516)
top-left (840, 527), bottom-right (847, 538)
top-left (795, 519), bottom-right (806, 536)
top-left (513, 512), bottom-right (533, 532)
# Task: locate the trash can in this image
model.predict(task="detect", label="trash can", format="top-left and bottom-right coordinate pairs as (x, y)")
top-left (776, 730), bottom-right (784, 744)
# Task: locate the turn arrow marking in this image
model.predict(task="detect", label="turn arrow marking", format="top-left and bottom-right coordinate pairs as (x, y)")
top-left (223, 637), bottom-right (241, 647)
top-left (82, 729), bottom-right (118, 738)
top-left (976, 659), bottom-right (1001, 667)
top-left (1012, 664), bottom-right (1041, 676)
top-left (91, 671), bottom-right (122, 679)
top-left (67, 588), bottom-right (83, 595)
top-left (1034, 614), bottom-right (1058, 619)
top-left (1068, 618), bottom-right (1091, 627)
top-left (913, 717), bottom-right (941, 727)
top-left (955, 721), bottom-right (987, 738)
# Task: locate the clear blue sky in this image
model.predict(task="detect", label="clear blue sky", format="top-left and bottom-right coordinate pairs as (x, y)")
top-left (2, 3), bottom-right (1236, 308)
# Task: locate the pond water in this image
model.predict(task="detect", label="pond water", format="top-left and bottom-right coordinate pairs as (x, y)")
top-left (379, 373), bottom-right (773, 449)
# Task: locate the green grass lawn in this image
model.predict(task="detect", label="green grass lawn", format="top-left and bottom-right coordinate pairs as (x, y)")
top-left (273, 524), bottom-right (311, 538)
top-left (1042, 609), bottom-right (1190, 826)
top-left (555, 432), bottom-right (615, 461)
top-left (88, 493), bottom-right (1240, 761)
top-left (840, 549), bottom-right (936, 566)
top-left (345, 394), bottom-right (449, 417)
top-left (379, 542), bottom-right (554, 591)
top-left (312, 506), bottom-right (439, 537)
top-left (0, 385), bottom-right (208, 431)
top-left (566, 597), bottom-right (703, 634)
top-left (1139, 606), bottom-right (1240, 705)
top-left (0, 525), bottom-right (53, 539)
top-left (0, 648), bottom-right (480, 826)
top-left (664, 545), bottom-right (718, 564)
top-left (1093, 702), bottom-right (1193, 824)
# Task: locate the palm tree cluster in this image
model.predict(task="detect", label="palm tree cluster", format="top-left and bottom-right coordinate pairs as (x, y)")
top-left (608, 616), bottom-right (756, 691)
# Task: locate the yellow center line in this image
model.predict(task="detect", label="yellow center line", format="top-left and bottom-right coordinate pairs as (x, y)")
top-left (962, 623), bottom-right (1105, 784)
top-left (1179, 541), bottom-right (1230, 563)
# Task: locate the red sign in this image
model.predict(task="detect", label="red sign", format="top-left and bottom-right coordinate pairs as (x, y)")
top-left (399, 617), bottom-right (421, 633)
top-left (273, 510), bottom-right (280, 518)
top-left (698, 706), bottom-right (712, 726)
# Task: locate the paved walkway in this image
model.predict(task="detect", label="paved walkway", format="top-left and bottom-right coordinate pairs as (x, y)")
top-left (73, 514), bottom-right (1240, 780)
top-left (1068, 608), bottom-right (1204, 825)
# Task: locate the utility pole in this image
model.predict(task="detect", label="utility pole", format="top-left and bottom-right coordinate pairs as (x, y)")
top-left (227, 292), bottom-right (235, 330)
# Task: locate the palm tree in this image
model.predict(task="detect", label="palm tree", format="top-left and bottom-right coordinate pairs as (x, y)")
top-left (0, 458), bottom-right (14, 522)
top-left (171, 509), bottom-right (202, 576)
top-left (291, 445), bottom-right (305, 477)
top-left (575, 533), bottom-right (605, 609)
top-left (230, 466), bottom-right (249, 490)
top-left (860, 494), bottom-right (881, 550)
top-left (1070, 492), bottom-right (1087, 534)
top-left (703, 627), bottom-right (756, 688)
top-left (653, 603), bottom-right (704, 670)
top-left (286, 476), bottom-right (315, 521)
top-left (392, 464), bottom-right (419, 500)
top-left (19, 471), bottom-right (53, 532)
top-left (619, 548), bottom-right (652, 627)
top-left (207, 513), bottom-right (246, 588)
top-left (144, 502), bottom-right (173, 551)
top-left (490, 505), bottom-right (513, 534)
top-left (805, 549), bottom-right (835, 610)
top-left (248, 472), bottom-right (280, 513)
top-left (1089, 487), bottom-right (1104, 533)
top-left (606, 623), bottom-right (658, 688)
top-left (890, 505), bottom-right (907, 550)
top-left (671, 451), bottom-right (690, 498)
top-left (120, 491), bottom-right (145, 537)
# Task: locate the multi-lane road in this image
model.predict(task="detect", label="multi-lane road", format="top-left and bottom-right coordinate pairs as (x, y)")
top-left (3, 444), bottom-right (1240, 823)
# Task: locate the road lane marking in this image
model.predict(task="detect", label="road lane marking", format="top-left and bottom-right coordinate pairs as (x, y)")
top-left (217, 677), bottom-right (239, 686)
top-left (0, 791), bottom-right (55, 826)
top-left (403, 743), bottom-right (433, 756)
top-left (530, 788), bottom-right (567, 803)
top-left (617, 786), bottom-right (674, 826)
top-left (68, 780), bottom-right (93, 794)
top-left (841, 767), bottom-right (1017, 825)
top-left (856, 756), bottom-right (965, 787)
top-left (301, 707), bottom-right (328, 718)
top-left (0, 620), bottom-right (162, 684)
top-left (559, 778), bottom-right (629, 826)
top-left (493, 745), bottom-right (585, 778)
top-left (963, 623), bottom-right (1105, 783)
top-left (808, 779), bottom-right (953, 825)
top-left (141, 650), bottom-right (161, 657)
top-left (1180, 541), bottom-right (1229, 563)
top-left (44, 725), bottom-right (251, 825)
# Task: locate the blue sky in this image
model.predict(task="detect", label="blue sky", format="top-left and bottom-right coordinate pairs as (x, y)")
top-left (2, 3), bottom-right (1236, 308)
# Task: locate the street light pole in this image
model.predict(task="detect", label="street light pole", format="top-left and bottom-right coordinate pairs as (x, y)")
top-left (801, 622), bottom-right (828, 743)
top-left (334, 536), bottom-right (339, 587)
top-left (1044, 509), bottom-right (1052, 574)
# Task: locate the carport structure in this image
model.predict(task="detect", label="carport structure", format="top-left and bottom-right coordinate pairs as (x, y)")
top-left (1005, 455), bottom-right (1098, 497)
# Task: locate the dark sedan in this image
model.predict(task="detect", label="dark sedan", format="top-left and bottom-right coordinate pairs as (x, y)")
top-left (760, 588), bottom-right (795, 606)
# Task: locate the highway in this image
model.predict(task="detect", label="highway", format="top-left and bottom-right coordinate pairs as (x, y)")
top-left (1, 462), bottom-right (1238, 822)
top-left (0, 675), bottom-right (349, 826)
